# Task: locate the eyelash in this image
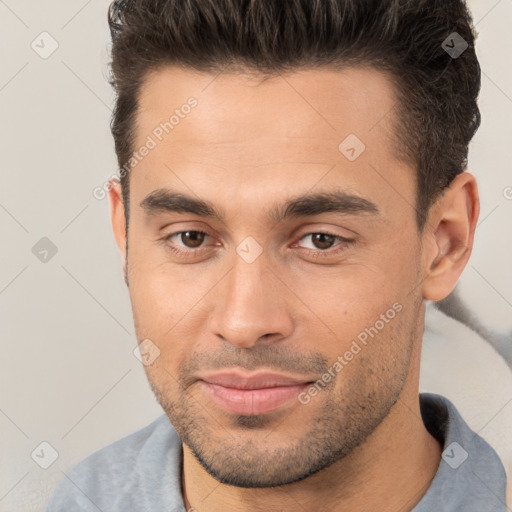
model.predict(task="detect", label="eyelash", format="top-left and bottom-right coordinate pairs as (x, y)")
top-left (162, 230), bottom-right (354, 259)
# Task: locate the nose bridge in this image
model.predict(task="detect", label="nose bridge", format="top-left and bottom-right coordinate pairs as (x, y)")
top-left (208, 248), bottom-right (292, 348)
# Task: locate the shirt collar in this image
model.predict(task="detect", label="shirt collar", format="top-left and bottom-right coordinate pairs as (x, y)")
top-left (412, 392), bottom-right (507, 511)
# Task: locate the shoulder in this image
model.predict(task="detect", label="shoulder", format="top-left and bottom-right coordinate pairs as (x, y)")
top-left (46, 414), bottom-right (183, 511)
top-left (415, 392), bottom-right (507, 512)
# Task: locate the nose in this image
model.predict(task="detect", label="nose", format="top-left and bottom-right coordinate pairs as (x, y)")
top-left (207, 253), bottom-right (294, 349)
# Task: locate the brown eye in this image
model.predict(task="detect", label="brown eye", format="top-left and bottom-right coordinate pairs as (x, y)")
top-left (295, 231), bottom-right (355, 260)
top-left (162, 230), bottom-right (211, 256)
top-left (309, 233), bottom-right (336, 250)
top-left (299, 232), bottom-right (339, 250)
top-left (176, 231), bottom-right (206, 248)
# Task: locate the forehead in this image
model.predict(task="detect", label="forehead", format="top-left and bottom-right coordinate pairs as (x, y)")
top-left (136, 65), bottom-right (398, 149)
top-left (130, 65), bottom-right (413, 224)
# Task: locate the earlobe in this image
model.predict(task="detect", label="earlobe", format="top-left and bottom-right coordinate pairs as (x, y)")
top-left (108, 179), bottom-right (128, 277)
top-left (421, 171), bottom-right (479, 301)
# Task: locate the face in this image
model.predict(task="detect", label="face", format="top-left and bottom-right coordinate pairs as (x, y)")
top-left (118, 66), bottom-right (428, 487)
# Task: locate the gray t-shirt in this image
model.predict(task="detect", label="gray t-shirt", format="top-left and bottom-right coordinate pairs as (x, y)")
top-left (46, 393), bottom-right (508, 511)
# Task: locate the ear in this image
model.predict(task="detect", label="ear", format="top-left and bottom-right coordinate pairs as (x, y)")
top-left (108, 178), bottom-right (128, 284)
top-left (421, 171), bottom-right (480, 301)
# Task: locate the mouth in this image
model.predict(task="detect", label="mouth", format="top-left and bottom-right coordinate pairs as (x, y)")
top-left (197, 370), bottom-right (315, 416)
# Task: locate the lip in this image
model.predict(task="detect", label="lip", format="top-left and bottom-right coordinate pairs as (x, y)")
top-left (199, 370), bottom-right (313, 389)
top-left (197, 370), bottom-right (314, 415)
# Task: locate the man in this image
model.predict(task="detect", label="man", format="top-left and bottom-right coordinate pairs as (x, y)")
top-left (47, 0), bottom-right (508, 510)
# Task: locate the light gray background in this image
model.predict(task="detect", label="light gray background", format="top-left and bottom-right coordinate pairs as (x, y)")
top-left (1, 0), bottom-right (511, 511)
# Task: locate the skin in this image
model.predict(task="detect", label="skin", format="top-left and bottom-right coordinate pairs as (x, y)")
top-left (108, 66), bottom-right (479, 512)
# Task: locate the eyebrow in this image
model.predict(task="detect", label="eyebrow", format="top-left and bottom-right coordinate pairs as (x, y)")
top-left (139, 187), bottom-right (380, 223)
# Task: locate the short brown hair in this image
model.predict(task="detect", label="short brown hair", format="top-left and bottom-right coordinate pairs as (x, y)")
top-left (107, 0), bottom-right (481, 230)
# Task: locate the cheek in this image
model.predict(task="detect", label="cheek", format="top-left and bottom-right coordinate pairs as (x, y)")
top-left (127, 253), bottom-right (215, 371)
top-left (327, 301), bottom-right (415, 398)
top-left (288, 248), bottom-right (420, 363)
top-left (127, 247), bottom-right (208, 332)
top-left (290, 265), bottom-right (405, 327)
